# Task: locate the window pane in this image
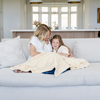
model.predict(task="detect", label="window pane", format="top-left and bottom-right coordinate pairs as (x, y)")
top-left (42, 14), bottom-right (48, 25)
top-left (71, 14), bottom-right (77, 29)
top-left (42, 7), bottom-right (48, 12)
top-left (61, 14), bottom-right (68, 29)
top-left (33, 14), bottom-right (38, 28)
top-left (61, 7), bottom-right (68, 12)
top-left (71, 6), bottom-right (77, 12)
top-left (51, 14), bottom-right (58, 29)
top-left (51, 7), bottom-right (58, 12)
top-left (32, 7), bottom-right (38, 12)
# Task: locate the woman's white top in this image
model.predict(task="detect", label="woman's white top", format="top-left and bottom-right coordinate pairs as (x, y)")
top-left (53, 45), bottom-right (69, 55)
top-left (28, 36), bottom-right (52, 60)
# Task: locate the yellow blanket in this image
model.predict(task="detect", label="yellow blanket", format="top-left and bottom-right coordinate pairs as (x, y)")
top-left (10, 52), bottom-right (89, 77)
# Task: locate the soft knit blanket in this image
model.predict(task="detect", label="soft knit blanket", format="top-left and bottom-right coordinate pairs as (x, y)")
top-left (10, 52), bottom-right (89, 77)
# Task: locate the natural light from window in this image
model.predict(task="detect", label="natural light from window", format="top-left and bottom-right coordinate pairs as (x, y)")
top-left (32, 4), bottom-right (77, 30)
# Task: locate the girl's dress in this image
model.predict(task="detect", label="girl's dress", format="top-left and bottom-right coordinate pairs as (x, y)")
top-left (53, 45), bottom-right (69, 55)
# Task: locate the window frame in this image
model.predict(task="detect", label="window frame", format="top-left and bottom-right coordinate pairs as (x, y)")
top-left (31, 3), bottom-right (78, 29)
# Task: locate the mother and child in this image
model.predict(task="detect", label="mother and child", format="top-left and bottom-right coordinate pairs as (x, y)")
top-left (13, 24), bottom-right (72, 74)
top-left (11, 24), bottom-right (89, 76)
top-left (28, 24), bottom-right (73, 60)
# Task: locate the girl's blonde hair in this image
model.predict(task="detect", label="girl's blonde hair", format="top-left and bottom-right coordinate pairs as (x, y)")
top-left (30, 24), bottom-right (51, 41)
top-left (50, 35), bottom-right (71, 54)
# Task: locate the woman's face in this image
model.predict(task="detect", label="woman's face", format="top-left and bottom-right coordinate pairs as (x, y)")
top-left (45, 30), bottom-right (50, 41)
top-left (52, 39), bottom-right (60, 50)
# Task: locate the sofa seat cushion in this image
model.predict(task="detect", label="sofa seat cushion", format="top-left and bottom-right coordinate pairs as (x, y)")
top-left (0, 63), bottom-right (100, 87)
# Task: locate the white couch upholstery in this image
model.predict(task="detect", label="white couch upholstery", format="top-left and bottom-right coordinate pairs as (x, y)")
top-left (0, 38), bottom-right (100, 100)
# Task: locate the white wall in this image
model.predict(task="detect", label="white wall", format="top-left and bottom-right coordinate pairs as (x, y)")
top-left (3, 0), bottom-right (21, 38)
top-left (77, 2), bottom-right (83, 29)
top-left (89, 0), bottom-right (100, 29)
top-left (26, 0), bottom-right (32, 29)
top-left (3, 0), bottom-right (26, 38)
top-left (82, 0), bottom-right (100, 29)
top-left (83, 0), bottom-right (90, 29)
top-left (0, 0), bottom-right (3, 41)
top-left (20, 0), bottom-right (27, 29)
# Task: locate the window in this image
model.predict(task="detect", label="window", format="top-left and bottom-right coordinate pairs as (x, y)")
top-left (61, 14), bottom-right (68, 29)
top-left (32, 3), bottom-right (77, 30)
top-left (70, 6), bottom-right (77, 29)
top-left (42, 14), bottom-right (48, 25)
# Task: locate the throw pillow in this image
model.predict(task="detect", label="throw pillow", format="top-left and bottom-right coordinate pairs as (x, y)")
top-left (0, 36), bottom-right (26, 68)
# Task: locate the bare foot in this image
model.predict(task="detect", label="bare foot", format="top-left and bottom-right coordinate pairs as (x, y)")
top-left (14, 69), bottom-right (21, 73)
top-left (14, 69), bottom-right (32, 73)
top-left (21, 71), bottom-right (32, 73)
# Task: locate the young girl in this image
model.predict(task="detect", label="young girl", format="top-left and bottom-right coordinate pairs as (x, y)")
top-left (42, 35), bottom-right (72, 74)
top-left (51, 34), bottom-right (73, 58)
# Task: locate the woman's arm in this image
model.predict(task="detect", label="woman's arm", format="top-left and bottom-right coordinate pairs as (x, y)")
top-left (30, 43), bottom-right (41, 57)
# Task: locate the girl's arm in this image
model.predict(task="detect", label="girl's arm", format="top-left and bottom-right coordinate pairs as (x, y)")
top-left (57, 53), bottom-right (69, 57)
top-left (30, 43), bottom-right (41, 57)
top-left (66, 46), bottom-right (73, 57)
top-left (57, 46), bottom-right (73, 57)
top-left (58, 53), bottom-right (73, 58)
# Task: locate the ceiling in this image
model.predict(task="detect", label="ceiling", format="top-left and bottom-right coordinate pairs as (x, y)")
top-left (42, 0), bottom-right (68, 2)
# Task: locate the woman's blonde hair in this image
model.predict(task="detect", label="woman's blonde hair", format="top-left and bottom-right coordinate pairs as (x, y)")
top-left (30, 24), bottom-right (51, 41)
top-left (50, 35), bottom-right (71, 54)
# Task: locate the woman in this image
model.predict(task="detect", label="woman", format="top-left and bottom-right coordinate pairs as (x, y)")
top-left (28, 24), bottom-right (52, 60)
top-left (14, 24), bottom-right (72, 73)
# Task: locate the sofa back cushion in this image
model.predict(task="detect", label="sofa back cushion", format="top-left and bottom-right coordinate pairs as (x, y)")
top-left (2, 38), bottom-right (100, 63)
top-left (73, 39), bottom-right (100, 62)
top-left (62, 38), bottom-right (100, 53)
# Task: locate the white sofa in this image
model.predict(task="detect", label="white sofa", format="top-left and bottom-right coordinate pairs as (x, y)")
top-left (0, 38), bottom-right (100, 100)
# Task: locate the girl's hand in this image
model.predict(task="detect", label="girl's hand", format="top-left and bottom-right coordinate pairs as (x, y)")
top-left (68, 53), bottom-right (73, 58)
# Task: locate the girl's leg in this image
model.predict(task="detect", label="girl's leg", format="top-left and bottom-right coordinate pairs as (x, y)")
top-left (42, 67), bottom-right (70, 75)
top-left (42, 68), bottom-right (55, 74)
top-left (62, 68), bottom-right (70, 73)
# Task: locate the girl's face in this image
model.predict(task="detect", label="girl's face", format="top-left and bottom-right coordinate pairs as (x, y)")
top-left (52, 39), bottom-right (60, 50)
top-left (45, 30), bottom-right (50, 41)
